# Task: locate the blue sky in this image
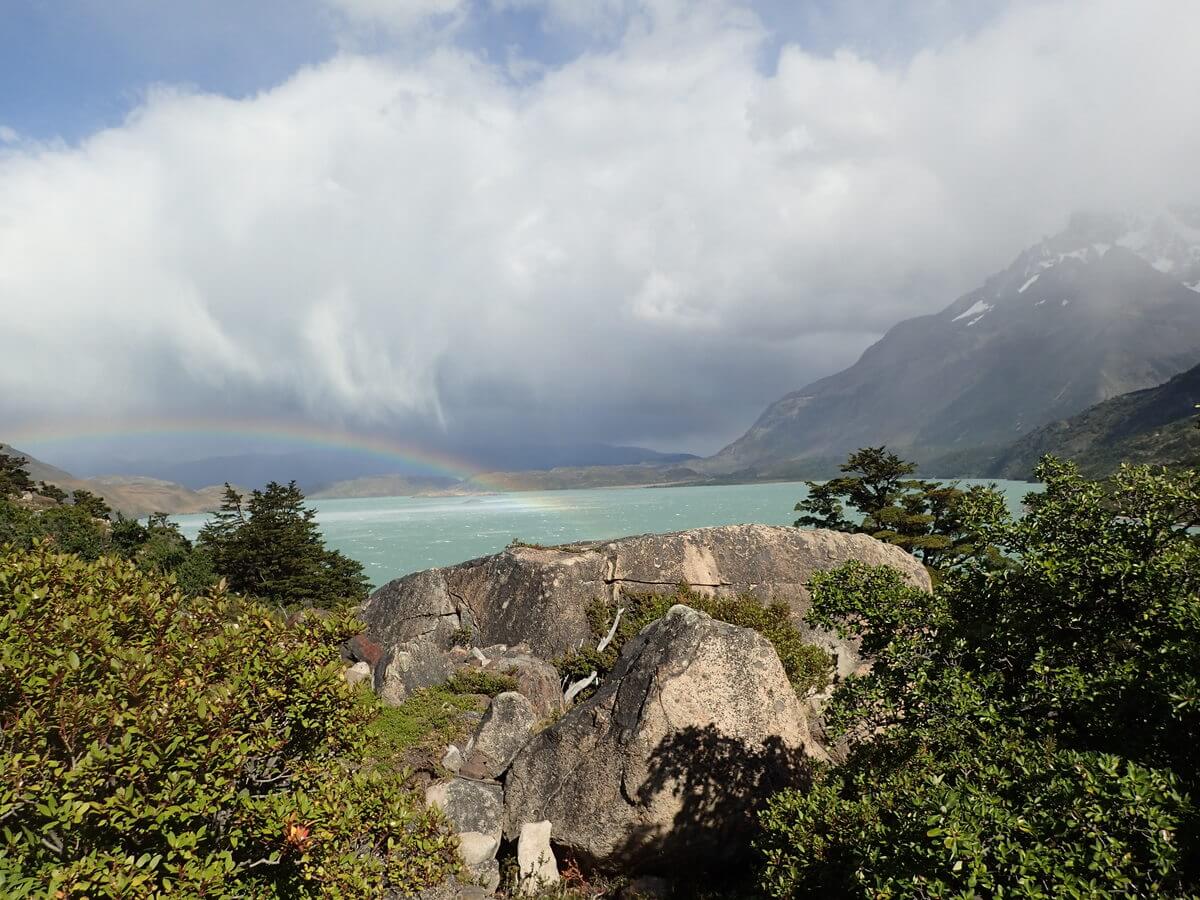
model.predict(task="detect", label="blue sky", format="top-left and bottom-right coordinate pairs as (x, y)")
top-left (1, 0), bottom-right (1008, 142)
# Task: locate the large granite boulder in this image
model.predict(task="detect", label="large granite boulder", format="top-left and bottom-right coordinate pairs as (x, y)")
top-left (502, 605), bottom-right (821, 873)
top-left (361, 525), bottom-right (930, 678)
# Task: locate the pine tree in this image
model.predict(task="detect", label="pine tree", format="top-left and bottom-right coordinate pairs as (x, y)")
top-left (198, 481), bottom-right (368, 608)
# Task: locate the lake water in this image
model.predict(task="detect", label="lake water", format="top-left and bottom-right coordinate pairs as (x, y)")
top-left (172, 479), bottom-right (1039, 588)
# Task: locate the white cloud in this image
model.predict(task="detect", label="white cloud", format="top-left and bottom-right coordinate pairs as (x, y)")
top-left (322, 0), bottom-right (469, 33)
top-left (2, 0), bottom-right (1199, 452)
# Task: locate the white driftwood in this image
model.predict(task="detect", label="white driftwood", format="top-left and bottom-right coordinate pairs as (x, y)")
top-left (595, 606), bottom-right (625, 654)
top-left (563, 671), bottom-right (597, 706)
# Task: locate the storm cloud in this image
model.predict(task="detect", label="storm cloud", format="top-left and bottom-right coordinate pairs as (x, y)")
top-left (2, 0), bottom-right (1198, 458)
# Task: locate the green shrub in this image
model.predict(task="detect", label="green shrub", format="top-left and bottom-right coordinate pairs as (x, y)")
top-left (758, 459), bottom-right (1200, 897)
top-left (557, 587), bottom-right (831, 698)
top-left (446, 669), bottom-right (519, 697)
top-left (366, 687), bottom-right (484, 758)
top-left (0, 544), bottom-right (457, 898)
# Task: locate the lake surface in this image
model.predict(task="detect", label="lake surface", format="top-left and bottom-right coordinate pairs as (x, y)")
top-left (172, 479), bottom-right (1039, 588)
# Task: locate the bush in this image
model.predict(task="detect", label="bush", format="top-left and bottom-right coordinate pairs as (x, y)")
top-left (0, 544), bottom-right (457, 898)
top-left (758, 459), bottom-right (1200, 897)
top-left (446, 669), bottom-right (519, 697)
top-left (557, 587), bottom-right (832, 699)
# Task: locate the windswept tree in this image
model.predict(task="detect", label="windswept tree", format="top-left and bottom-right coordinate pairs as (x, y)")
top-left (0, 451), bottom-right (34, 498)
top-left (795, 446), bottom-right (997, 569)
top-left (198, 481), bottom-right (369, 608)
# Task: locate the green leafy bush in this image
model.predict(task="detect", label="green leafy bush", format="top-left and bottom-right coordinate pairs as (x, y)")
top-left (758, 459), bottom-right (1200, 897)
top-left (557, 587), bottom-right (831, 698)
top-left (446, 669), bottom-right (519, 697)
top-left (366, 687), bottom-right (485, 761)
top-left (0, 544), bottom-right (457, 898)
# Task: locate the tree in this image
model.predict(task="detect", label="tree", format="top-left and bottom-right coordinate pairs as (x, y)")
top-left (759, 458), bottom-right (1200, 897)
top-left (70, 488), bottom-right (111, 521)
top-left (0, 451), bottom-right (34, 498)
top-left (198, 481), bottom-right (369, 608)
top-left (0, 543), bottom-right (457, 897)
top-left (795, 446), bottom-right (995, 569)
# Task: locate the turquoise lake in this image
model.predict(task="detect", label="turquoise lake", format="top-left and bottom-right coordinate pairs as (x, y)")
top-left (172, 480), bottom-right (1039, 588)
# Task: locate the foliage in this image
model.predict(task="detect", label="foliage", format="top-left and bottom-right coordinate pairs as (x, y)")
top-left (69, 488), bottom-right (112, 521)
top-left (0, 544), bottom-right (457, 898)
top-left (445, 669), bottom-right (518, 697)
top-left (0, 452), bottom-right (35, 498)
top-left (366, 687), bottom-right (484, 759)
top-left (794, 446), bottom-right (999, 569)
top-left (758, 458), bottom-right (1200, 897)
top-left (557, 587), bottom-right (831, 699)
top-left (198, 482), bottom-right (369, 609)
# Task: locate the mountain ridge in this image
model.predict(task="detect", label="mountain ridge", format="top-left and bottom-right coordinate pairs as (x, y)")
top-left (702, 210), bottom-right (1200, 475)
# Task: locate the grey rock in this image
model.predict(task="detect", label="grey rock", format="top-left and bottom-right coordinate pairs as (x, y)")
top-left (343, 660), bottom-right (371, 687)
top-left (442, 744), bottom-right (464, 774)
top-left (426, 778), bottom-right (503, 843)
top-left (503, 605), bottom-right (821, 873)
top-left (362, 525), bottom-right (930, 676)
top-left (516, 820), bottom-right (558, 895)
top-left (456, 831), bottom-right (499, 868)
top-left (460, 692), bottom-right (538, 780)
top-left (375, 637), bottom-right (455, 705)
top-left (489, 654), bottom-right (563, 720)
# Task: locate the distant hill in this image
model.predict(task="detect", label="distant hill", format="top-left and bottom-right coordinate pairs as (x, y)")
top-left (702, 210), bottom-right (1200, 476)
top-left (309, 475), bottom-right (463, 499)
top-left (90, 444), bottom-right (699, 493)
top-left (0, 443), bottom-right (228, 517)
top-left (975, 362), bottom-right (1200, 479)
top-left (465, 464), bottom-right (707, 492)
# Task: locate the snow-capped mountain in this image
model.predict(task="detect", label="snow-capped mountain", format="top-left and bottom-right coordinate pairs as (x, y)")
top-left (703, 210), bottom-right (1200, 475)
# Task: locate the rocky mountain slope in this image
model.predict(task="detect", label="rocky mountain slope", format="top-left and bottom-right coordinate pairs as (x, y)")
top-left (0, 443), bottom-right (228, 517)
top-left (703, 210), bottom-right (1200, 476)
top-left (979, 358), bottom-right (1200, 479)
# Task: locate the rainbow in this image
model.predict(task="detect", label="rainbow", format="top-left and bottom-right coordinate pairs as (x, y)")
top-left (5, 416), bottom-right (560, 502)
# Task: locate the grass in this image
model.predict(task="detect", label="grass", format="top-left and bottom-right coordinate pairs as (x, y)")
top-left (446, 668), bottom-right (518, 697)
top-left (365, 686), bottom-right (485, 758)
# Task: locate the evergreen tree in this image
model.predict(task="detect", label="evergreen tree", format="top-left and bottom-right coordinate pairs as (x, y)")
top-left (0, 452), bottom-right (34, 498)
top-left (70, 488), bottom-right (111, 521)
top-left (795, 446), bottom-right (994, 569)
top-left (198, 481), bottom-right (369, 608)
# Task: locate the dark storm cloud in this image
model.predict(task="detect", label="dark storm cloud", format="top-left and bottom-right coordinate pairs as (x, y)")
top-left (2, 0), bottom-right (1198, 456)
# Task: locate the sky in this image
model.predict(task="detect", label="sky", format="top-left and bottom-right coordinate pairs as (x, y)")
top-left (2, 0), bottom-right (1199, 470)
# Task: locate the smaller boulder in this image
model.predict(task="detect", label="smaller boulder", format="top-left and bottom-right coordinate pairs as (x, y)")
top-left (376, 638), bottom-right (455, 705)
top-left (426, 778), bottom-right (503, 843)
top-left (456, 831), bottom-right (499, 868)
top-left (342, 633), bottom-right (385, 667)
top-left (460, 692), bottom-right (538, 780)
top-left (441, 744), bottom-right (465, 774)
top-left (517, 820), bottom-right (559, 896)
top-left (343, 661), bottom-right (371, 687)
top-left (488, 653), bottom-right (563, 720)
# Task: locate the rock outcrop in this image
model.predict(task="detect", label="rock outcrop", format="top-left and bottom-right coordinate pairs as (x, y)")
top-left (502, 605), bottom-right (820, 873)
top-left (361, 525), bottom-right (930, 678)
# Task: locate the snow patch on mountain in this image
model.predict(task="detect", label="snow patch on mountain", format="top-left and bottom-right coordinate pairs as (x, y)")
top-left (1018, 274), bottom-right (1040, 293)
top-left (953, 299), bottom-right (992, 323)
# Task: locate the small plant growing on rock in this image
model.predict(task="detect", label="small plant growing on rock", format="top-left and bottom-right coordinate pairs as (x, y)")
top-left (556, 587), bottom-right (832, 700)
top-left (447, 668), bottom-right (519, 697)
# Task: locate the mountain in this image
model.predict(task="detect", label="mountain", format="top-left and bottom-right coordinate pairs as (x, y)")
top-left (92, 444), bottom-right (699, 492)
top-left (976, 360), bottom-right (1200, 479)
top-left (1, 443), bottom-right (228, 517)
top-left (704, 210), bottom-right (1200, 475)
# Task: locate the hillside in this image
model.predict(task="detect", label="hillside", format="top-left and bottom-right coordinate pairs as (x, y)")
top-left (0, 444), bottom-right (228, 517)
top-left (703, 210), bottom-right (1200, 475)
top-left (978, 361), bottom-right (1200, 479)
